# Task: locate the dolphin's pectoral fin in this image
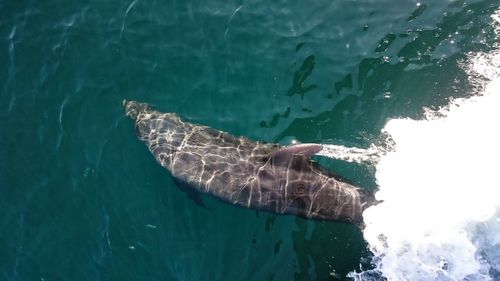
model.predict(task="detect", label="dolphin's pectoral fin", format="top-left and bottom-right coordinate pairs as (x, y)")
top-left (173, 178), bottom-right (209, 209)
top-left (270, 143), bottom-right (323, 164)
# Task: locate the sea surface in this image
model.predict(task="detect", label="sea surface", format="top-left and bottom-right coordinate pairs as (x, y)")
top-left (1, 0), bottom-right (499, 280)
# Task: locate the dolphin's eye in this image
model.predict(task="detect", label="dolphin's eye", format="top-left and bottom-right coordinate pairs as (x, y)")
top-left (294, 183), bottom-right (306, 196)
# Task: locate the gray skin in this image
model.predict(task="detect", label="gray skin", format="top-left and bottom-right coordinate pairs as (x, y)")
top-left (124, 100), bottom-right (377, 225)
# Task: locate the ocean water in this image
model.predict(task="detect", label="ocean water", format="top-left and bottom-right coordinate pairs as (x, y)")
top-left (1, 1), bottom-right (499, 281)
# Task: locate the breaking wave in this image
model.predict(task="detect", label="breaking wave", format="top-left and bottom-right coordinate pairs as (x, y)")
top-left (322, 10), bottom-right (500, 281)
top-left (356, 10), bottom-right (500, 281)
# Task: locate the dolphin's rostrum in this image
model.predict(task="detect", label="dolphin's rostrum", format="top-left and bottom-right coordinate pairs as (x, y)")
top-left (124, 100), bottom-right (377, 225)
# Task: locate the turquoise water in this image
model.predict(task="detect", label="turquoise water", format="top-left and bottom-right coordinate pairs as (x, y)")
top-left (1, 1), bottom-right (499, 280)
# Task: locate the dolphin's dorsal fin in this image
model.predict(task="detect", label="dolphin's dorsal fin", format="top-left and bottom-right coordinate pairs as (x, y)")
top-left (270, 143), bottom-right (323, 164)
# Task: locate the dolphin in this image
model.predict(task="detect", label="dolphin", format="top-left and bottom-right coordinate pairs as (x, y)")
top-left (124, 100), bottom-right (377, 225)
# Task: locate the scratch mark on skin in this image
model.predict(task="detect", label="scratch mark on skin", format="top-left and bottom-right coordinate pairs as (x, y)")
top-left (198, 158), bottom-right (206, 186)
top-left (283, 157), bottom-right (294, 212)
top-left (247, 183), bottom-right (253, 207)
top-left (205, 172), bottom-right (216, 190)
top-left (308, 180), bottom-right (327, 216)
top-left (256, 167), bottom-right (265, 204)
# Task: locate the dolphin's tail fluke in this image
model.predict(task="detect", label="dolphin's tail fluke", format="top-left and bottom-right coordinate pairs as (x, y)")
top-left (123, 100), bottom-right (151, 120)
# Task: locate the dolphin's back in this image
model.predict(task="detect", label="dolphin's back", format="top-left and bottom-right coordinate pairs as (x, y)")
top-left (124, 100), bottom-right (279, 203)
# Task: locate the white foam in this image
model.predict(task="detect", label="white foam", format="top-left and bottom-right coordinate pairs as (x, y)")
top-left (315, 144), bottom-right (385, 165)
top-left (350, 10), bottom-right (500, 281)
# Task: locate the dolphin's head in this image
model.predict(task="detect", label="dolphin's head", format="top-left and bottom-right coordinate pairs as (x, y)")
top-left (264, 144), bottom-right (368, 224)
top-left (281, 164), bottom-right (364, 224)
top-left (309, 179), bottom-right (366, 224)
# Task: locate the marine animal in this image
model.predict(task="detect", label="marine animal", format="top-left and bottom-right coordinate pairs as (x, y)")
top-left (124, 100), bottom-right (377, 225)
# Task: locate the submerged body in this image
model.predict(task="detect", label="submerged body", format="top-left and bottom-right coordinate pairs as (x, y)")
top-left (124, 100), bottom-right (376, 224)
